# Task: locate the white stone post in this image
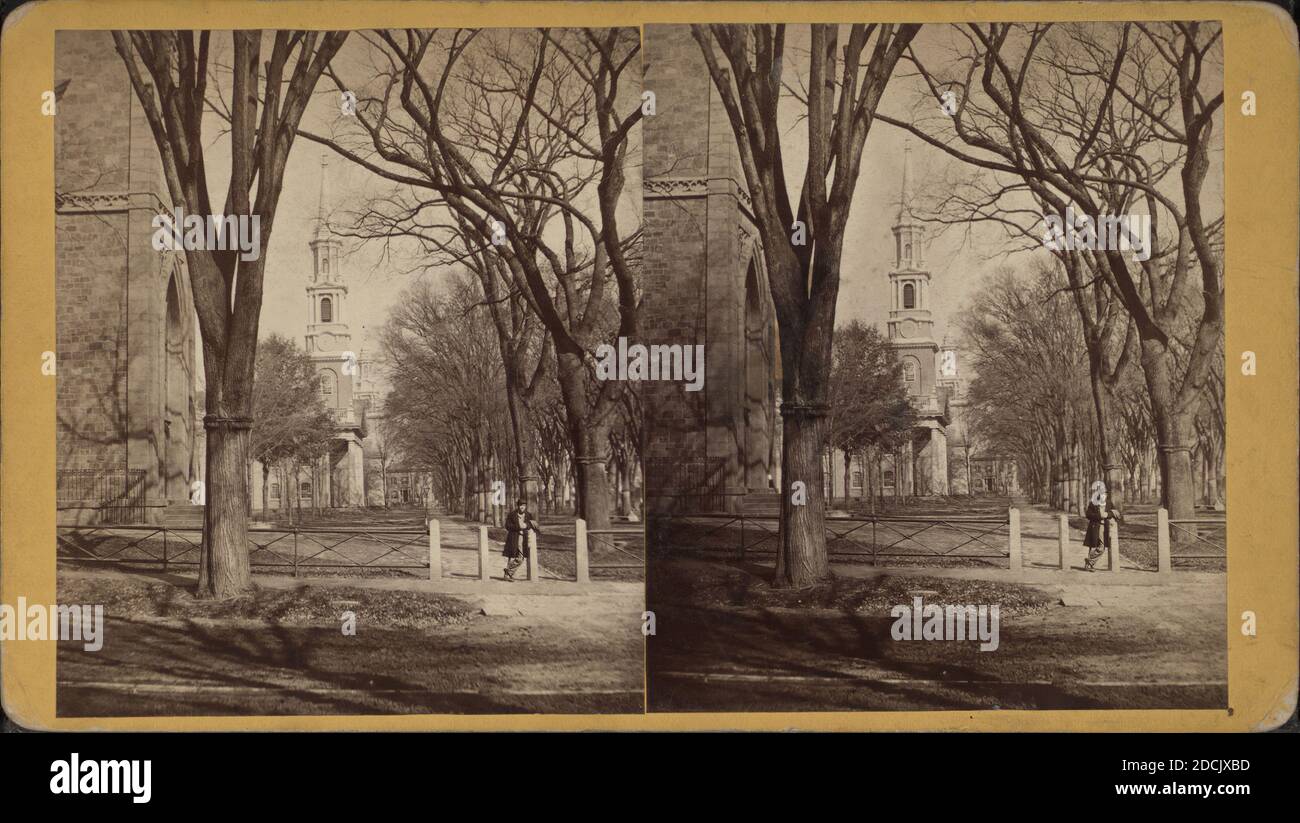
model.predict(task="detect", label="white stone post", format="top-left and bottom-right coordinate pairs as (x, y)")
top-left (478, 525), bottom-right (490, 582)
top-left (575, 519), bottom-right (589, 584)
top-left (1058, 513), bottom-right (1069, 570)
top-left (428, 518), bottom-right (441, 581)
top-left (1008, 508), bottom-right (1022, 573)
top-left (527, 528), bottom-right (540, 582)
top-left (1108, 519), bottom-right (1121, 573)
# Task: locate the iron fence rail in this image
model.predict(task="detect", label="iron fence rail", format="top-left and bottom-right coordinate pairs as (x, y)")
top-left (585, 527), bottom-right (645, 571)
top-left (1167, 518), bottom-right (1227, 563)
top-left (58, 524), bottom-right (432, 576)
top-left (651, 512), bottom-right (1011, 566)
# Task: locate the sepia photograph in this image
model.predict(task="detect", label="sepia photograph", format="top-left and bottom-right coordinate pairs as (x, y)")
top-left (642, 21), bottom-right (1227, 712)
top-left (52, 26), bottom-right (646, 716)
top-left (2, 0), bottom-right (1298, 803)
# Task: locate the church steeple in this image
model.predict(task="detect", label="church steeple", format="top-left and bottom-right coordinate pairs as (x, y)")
top-left (892, 142), bottom-right (924, 270)
top-left (305, 154), bottom-right (349, 358)
top-left (314, 154), bottom-right (330, 240)
top-left (309, 155), bottom-right (342, 284)
top-left (886, 141), bottom-right (936, 400)
top-left (897, 142), bottom-right (916, 222)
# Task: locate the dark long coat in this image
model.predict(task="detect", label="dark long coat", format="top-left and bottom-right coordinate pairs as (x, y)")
top-left (503, 510), bottom-right (541, 558)
top-left (1083, 503), bottom-right (1118, 548)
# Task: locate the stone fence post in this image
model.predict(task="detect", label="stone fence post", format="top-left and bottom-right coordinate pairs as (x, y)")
top-left (1157, 508), bottom-right (1172, 575)
top-left (1058, 513), bottom-right (1069, 570)
top-left (1008, 508), bottom-right (1022, 574)
top-left (575, 519), bottom-right (589, 584)
top-left (428, 518), bottom-right (441, 581)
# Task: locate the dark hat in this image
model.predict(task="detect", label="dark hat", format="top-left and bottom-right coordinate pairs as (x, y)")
top-left (515, 498), bottom-right (527, 506)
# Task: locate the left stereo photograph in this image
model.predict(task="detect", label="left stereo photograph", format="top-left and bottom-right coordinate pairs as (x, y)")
top-left (52, 29), bottom-right (646, 717)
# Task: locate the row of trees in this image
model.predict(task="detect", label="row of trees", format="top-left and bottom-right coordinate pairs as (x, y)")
top-left (959, 263), bottom-right (1224, 514)
top-left (378, 272), bottom-right (642, 522)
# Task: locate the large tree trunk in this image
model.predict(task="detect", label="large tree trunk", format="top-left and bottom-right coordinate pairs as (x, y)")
top-left (1140, 340), bottom-right (1197, 525)
top-left (504, 366), bottom-right (541, 505)
top-left (775, 408), bottom-right (829, 587)
top-left (198, 424), bottom-right (252, 599)
top-left (556, 350), bottom-right (612, 529)
top-left (1086, 353), bottom-right (1125, 506)
top-left (573, 426), bottom-right (612, 531)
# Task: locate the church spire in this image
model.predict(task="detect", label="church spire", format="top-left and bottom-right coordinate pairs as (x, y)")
top-left (896, 140), bottom-right (916, 223)
top-left (314, 154), bottom-right (330, 240)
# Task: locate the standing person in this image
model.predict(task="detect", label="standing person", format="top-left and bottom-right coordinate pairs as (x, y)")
top-left (1083, 481), bottom-right (1123, 571)
top-left (503, 498), bottom-right (542, 581)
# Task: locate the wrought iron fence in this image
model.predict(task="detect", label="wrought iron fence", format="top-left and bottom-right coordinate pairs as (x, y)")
top-left (1168, 518), bottom-right (1226, 568)
top-left (57, 524), bottom-right (431, 576)
top-left (651, 512), bottom-right (1011, 567)
top-left (57, 469), bottom-right (146, 524)
top-left (585, 527), bottom-right (645, 577)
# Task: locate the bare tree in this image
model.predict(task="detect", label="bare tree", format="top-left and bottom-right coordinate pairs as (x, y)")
top-left (878, 22), bottom-right (1223, 523)
top-left (691, 23), bottom-right (920, 586)
top-left (113, 30), bottom-right (348, 598)
top-left (300, 28), bottom-right (642, 530)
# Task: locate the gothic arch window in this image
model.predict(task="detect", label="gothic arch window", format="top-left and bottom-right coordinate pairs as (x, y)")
top-left (903, 358), bottom-right (919, 388)
top-left (320, 296), bottom-right (333, 323)
top-left (903, 282), bottom-right (916, 309)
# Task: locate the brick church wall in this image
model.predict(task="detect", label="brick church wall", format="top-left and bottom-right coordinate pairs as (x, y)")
top-left (55, 31), bottom-right (197, 523)
top-left (642, 25), bottom-right (777, 514)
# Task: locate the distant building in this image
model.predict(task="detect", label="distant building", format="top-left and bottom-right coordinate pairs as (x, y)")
top-left (825, 146), bottom-right (1018, 501)
top-left (251, 158), bottom-right (370, 513)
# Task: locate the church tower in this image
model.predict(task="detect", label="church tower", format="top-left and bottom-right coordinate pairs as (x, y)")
top-left (305, 155), bottom-right (352, 399)
top-left (887, 143), bottom-right (948, 495)
top-left (887, 144), bottom-right (939, 400)
top-left (304, 155), bottom-right (365, 506)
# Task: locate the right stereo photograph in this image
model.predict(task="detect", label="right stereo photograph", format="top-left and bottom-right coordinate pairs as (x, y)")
top-left (641, 21), bottom-right (1226, 712)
